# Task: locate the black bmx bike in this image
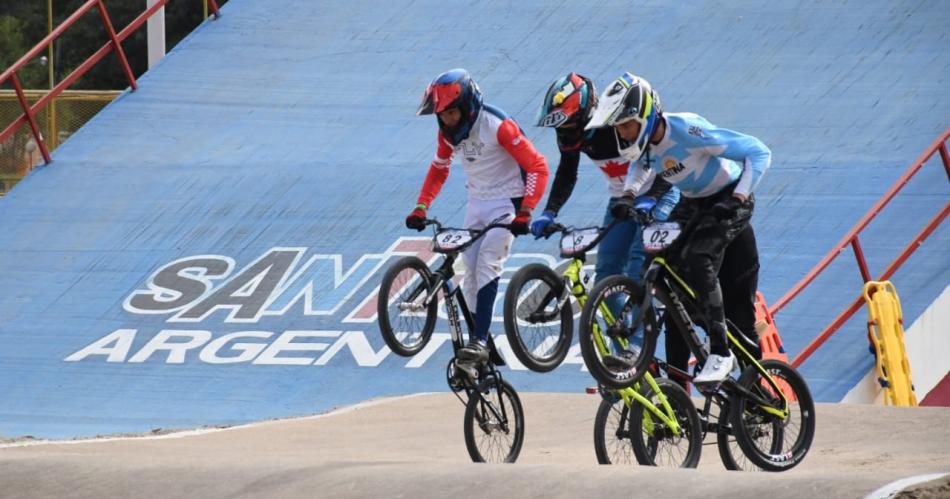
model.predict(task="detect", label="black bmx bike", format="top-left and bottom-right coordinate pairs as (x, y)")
top-left (376, 217), bottom-right (525, 463)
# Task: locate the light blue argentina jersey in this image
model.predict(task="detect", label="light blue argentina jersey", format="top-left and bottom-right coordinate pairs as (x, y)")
top-left (624, 112), bottom-right (771, 199)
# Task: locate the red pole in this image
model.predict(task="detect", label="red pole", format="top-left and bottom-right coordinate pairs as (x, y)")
top-left (792, 297), bottom-right (865, 368)
top-left (208, 0), bottom-right (222, 18)
top-left (0, 0), bottom-right (172, 145)
top-left (1, 0), bottom-right (217, 152)
top-left (10, 73), bottom-right (51, 164)
top-left (792, 202), bottom-right (950, 368)
top-left (940, 143), bottom-right (950, 182)
top-left (96, 0), bottom-right (137, 91)
top-left (877, 202), bottom-right (950, 282)
top-left (770, 127), bottom-right (950, 316)
top-left (851, 237), bottom-right (872, 283)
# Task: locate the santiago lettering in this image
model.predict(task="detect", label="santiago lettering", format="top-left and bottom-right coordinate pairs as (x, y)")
top-left (64, 239), bottom-right (588, 369)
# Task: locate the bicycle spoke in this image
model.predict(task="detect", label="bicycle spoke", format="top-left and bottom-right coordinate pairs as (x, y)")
top-left (378, 256), bottom-right (437, 357)
top-left (388, 272), bottom-right (429, 348)
top-left (731, 360), bottom-right (815, 471)
top-left (608, 405), bottom-right (635, 464)
top-left (515, 282), bottom-right (563, 345)
top-left (638, 395), bottom-right (689, 466)
top-left (504, 264), bottom-right (574, 372)
top-left (465, 379), bottom-right (524, 463)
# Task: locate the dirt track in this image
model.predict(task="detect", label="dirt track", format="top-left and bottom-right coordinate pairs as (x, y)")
top-left (1, 393), bottom-right (948, 498)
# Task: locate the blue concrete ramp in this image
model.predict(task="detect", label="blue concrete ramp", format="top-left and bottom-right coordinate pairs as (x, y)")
top-left (0, 0), bottom-right (948, 438)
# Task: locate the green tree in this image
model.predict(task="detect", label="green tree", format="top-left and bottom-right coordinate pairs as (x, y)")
top-left (0, 14), bottom-right (47, 88)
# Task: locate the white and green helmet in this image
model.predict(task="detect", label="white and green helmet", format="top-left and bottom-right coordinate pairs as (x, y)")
top-left (586, 72), bottom-right (662, 162)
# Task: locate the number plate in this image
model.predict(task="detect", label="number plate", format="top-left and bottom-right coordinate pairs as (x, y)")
top-left (642, 222), bottom-right (682, 253)
top-left (560, 227), bottom-right (601, 256)
top-left (433, 229), bottom-right (473, 252)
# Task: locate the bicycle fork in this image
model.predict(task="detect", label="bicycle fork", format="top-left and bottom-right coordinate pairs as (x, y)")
top-left (617, 372), bottom-right (683, 437)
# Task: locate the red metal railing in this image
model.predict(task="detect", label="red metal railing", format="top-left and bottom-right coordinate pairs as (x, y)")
top-left (769, 127), bottom-right (950, 368)
top-left (0, 0), bottom-right (221, 165)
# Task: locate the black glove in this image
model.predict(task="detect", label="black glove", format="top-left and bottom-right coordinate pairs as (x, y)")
top-left (610, 196), bottom-right (636, 220)
top-left (405, 205), bottom-right (427, 231)
top-left (510, 210), bottom-right (531, 236)
top-left (711, 196), bottom-right (742, 221)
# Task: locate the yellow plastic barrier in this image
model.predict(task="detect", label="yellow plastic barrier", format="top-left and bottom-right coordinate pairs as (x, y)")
top-left (864, 281), bottom-right (917, 406)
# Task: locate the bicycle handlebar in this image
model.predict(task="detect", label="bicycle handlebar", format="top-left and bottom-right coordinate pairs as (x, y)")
top-left (421, 217), bottom-right (514, 254)
top-left (422, 217), bottom-right (513, 233)
top-left (539, 216), bottom-right (628, 240)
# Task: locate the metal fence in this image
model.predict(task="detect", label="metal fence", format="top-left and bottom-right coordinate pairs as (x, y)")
top-left (0, 89), bottom-right (118, 195)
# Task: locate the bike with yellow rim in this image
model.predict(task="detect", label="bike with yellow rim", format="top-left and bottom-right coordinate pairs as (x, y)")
top-left (503, 220), bottom-right (702, 467)
top-left (578, 212), bottom-right (815, 471)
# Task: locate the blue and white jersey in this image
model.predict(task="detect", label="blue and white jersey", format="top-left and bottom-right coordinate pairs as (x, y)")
top-left (624, 112), bottom-right (771, 199)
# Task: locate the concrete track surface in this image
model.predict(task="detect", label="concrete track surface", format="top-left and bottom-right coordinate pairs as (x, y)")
top-left (1, 394), bottom-right (948, 499)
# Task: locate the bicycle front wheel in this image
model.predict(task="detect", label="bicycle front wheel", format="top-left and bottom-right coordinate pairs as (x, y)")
top-left (578, 275), bottom-right (657, 389)
top-left (730, 359), bottom-right (816, 472)
top-left (629, 378), bottom-right (702, 468)
top-left (593, 392), bottom-right (636, 465)
top-left (464, 377), bottom-right (525, 463)
top-left (502, 263), bottom-right (573, 372)
top-left (377, 256), bottom-right (438, 357)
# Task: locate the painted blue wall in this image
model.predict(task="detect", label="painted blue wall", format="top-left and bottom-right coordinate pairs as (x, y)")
top-left (0, 0), bottom-right (947, 438)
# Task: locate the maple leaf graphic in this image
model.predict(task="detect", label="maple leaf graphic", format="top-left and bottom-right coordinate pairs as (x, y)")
top-left (600, 160), bottom-right (629, 178)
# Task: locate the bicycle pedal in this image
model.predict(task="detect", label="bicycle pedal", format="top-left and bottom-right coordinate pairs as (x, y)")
top-left (455, 360), bottom-right (479, 380)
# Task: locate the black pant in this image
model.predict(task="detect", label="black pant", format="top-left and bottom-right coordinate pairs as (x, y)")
top-left (664, 186), bottom-right (760, 374)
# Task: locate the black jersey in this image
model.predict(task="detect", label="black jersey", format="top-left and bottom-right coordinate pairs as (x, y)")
top-left (544, 126), bottom-right (671, 215)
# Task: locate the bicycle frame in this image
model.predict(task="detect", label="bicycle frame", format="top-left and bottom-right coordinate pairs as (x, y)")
top-left (424, 252), bottom-right (488, 359)
top-left (410, 219), bottom-right (517, 429)
top-left (643, 256), bottom-right (790, 419)
top-left (560, 256), bottom-right (683, 435)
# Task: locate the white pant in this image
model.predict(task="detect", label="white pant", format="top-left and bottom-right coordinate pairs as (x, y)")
top-left (461, 197), bottom-right (515, 311)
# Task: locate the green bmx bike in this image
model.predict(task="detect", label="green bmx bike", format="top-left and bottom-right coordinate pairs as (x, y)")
top-left (578, 212), bottom-right (816, 471)
top-left (503, 220), bottom-right (702, 468)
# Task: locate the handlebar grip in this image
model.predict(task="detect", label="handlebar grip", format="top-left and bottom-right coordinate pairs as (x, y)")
top-left (633, 210), bottom-right (652, 226)
top-left (543, 223), bottom-right (567, 239)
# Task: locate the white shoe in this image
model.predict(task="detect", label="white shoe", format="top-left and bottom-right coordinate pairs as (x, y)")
top-left (694, 353), bottom-right (736, 385)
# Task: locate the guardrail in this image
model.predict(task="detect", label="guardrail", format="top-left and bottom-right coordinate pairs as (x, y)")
top-left (768, 127), bottom-right (950, 368)
top-left (0, 0), bottom-right (221, 166)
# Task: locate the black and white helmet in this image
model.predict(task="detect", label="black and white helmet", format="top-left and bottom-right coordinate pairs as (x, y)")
top-left (586, 72), bottom-right (662, 162)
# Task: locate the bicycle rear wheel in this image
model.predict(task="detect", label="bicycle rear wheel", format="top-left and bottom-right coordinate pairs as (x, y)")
top-left (593, 392), bottom-right (636, 465)
top-left (377, 256), bottom-right (438, 357)
top-left (464, 377), bottom-right (525, 463)
top-left (502, 263), bottom-right (573, 372)
top-left (578, 275), bottom-right (657, 389)
top-left (629, 378), bottom-right (702, 468)
top-left (730, 359), bottom-right (815, 471)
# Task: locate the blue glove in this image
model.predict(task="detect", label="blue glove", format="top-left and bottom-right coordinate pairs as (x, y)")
top-left (633, 196), bottom-right (657, 217)
top-left (530, 210), bottom-right (556, 238)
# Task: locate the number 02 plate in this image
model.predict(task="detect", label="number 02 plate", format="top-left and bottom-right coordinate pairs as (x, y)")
top-left (642, 222), bottom-right (682, 253)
